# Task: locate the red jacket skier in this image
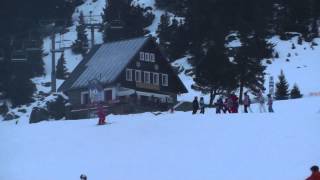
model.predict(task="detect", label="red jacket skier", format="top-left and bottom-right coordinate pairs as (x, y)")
top-left (230, 94), bottom-right (239, 113)
top-left (306, 166), bottom-right (320, 180)
top-left (97, 104), bottom-right (106, 125)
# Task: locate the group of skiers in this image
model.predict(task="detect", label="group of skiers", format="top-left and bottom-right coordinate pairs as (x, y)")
top-left (192, 90), bottom-right (274, 114)
top-left (192, 97), bottom-right (205, 114)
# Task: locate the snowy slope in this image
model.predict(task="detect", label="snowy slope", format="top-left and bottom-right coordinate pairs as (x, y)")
top-left (266, 36), bottom-right (320, 95)
top-left (172, 57), bottom-right (208, 103)
top-left (1, 97), bottom-right (320, 180)
top-left (174, 36), bottom-right (320, 102)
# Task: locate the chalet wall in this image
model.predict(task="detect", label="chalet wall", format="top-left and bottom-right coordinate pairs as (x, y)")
top-left (119, 40), bottom-right (185, 95)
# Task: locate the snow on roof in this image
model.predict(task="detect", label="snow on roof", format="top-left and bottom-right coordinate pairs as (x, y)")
top-left (59, 36), bottom-right (150, 91)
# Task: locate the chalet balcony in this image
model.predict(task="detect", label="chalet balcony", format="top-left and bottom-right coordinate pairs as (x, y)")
top-left (135, 82), bottom-right (160, 91)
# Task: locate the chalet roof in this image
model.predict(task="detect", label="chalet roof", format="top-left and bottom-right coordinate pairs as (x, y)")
top-left (59, 36), bottom-right (149, 92)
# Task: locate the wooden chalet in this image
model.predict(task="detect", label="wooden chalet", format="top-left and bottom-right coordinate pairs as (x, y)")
top-left (58, 36), bottom-right (188, 118)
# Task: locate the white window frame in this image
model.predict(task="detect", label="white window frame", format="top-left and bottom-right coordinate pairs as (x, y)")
top-left (135, 70), bottom-right (141, 82)
top-left (162, 74), bottom-right (168, 86)
top-left (153, 73), bottom-right (159, 85)
top-left (140, 52), bottom-right (145, 61)
top-left (81, 91), bottom-right (89, 105)
top-left (150, 53), bottom-right (155, 62)
top-left (126, 69), bottom-right (133, 81)
top-left (145, 53), bottom-right (150, 62)
top-left (144, 71), bottom-right (151, 84)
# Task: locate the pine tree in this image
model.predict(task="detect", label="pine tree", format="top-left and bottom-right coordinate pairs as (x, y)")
top-left (28, 48), bottom-right (45, 77)
top-left (290, 83), bottom-right (303, 99)
top-left (157, 12), bottom-right (171, 47)
top-left (56, 53), bottom-right (68, 80)
top-left (156, 14), bottom-right (188, 60)
top-left (234, 33), bottom-right (273, 104)
top-left (275, 70), bottom-right (290, 100)
top-left (72, 11), bottom-right (89, 55)
top-left (6, 75), bottom-right (36, 106)
top-left (167, 19), bottom-right (189, 60)
top-left (194, 44), bottom-right (237, 106)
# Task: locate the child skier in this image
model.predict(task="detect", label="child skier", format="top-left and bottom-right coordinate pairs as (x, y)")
top-left (306, 165), bottom-right (320, 180)
top-left (192, 96), bottom-right (199, 114)
top-left (227, 96), bottom-right (233, 113)
top-left (243, 92), bottom-right (251, 113)
top-left (215, 97), bottom-right (224, 114)
top-left (97, 104), bottom-right (106, 125)
top-left (199, 97), bottom-right (205, 114)
top-left (223, 98), bottom-right (228, 113)
top-left (267, 94), bottom-right (274, 113)
top-left (231, 93), bottom-right (239, 113)
top-left (257, 90), bottom-right (266, 113)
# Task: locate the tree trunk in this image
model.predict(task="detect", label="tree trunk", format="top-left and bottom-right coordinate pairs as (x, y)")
top-left (209, 88), bottom-right (217, 106)
top-left (239, 81), bottom-right (244, 105)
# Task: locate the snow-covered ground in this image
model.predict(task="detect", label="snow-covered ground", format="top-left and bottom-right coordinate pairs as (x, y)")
top-left (1, 97), bottom-right (320, 180)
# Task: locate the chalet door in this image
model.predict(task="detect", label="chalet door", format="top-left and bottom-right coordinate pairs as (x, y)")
top-left (104, 90), bottom-right (112, 102)
top-left (82, 93), bottom-right (90, 105)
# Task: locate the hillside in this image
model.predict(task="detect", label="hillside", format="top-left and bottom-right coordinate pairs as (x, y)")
top-left (37, 0), bottom-right (320, 100)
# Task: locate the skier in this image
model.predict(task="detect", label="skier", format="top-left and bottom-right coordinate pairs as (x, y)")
top-left (267, 94), bottom-right (274, 113)
top-left (243, 92), bottom-right (251, 113)
top-left (223, 98), bottom-right (228, 113)
top-left (192, 96), bottom-right (199, 114)
top-left (257, 90), bottom-right (266, 113)
top-left (306, 165), bottom-right (320, 180)
top-left (215, 97), bottom-right (224, 114)
top-left (199, 97), bottom-right (205, 114)
top-left (231, 93), bottom-right (239, 113)
top-left (227, 96), bottom-right (233, 113)
top-left (97, 103), bottom-right (106, 125)
top-left (80, 174), bottom-right (87, 180)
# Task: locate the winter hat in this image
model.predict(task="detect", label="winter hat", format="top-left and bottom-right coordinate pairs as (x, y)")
top-left (311, 165), bottom-right (319, 172)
